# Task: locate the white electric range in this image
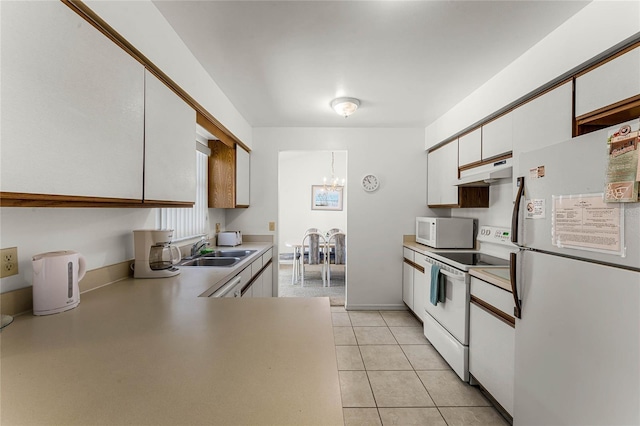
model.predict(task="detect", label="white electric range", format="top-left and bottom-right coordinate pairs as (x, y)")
top-left (421, 225), bottom-right (515, 382)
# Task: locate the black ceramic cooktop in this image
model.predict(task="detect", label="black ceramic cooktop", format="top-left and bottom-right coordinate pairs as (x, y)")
top-left (435, 252), bottom-right (509, 267)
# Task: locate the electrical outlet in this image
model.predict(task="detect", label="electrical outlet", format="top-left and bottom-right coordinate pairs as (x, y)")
top-left (1, 247), bottom-right (19, 278)
top-left (215, 223), bottom-right (221, 233)
top-left (269, 222), bottom-right (275, 231)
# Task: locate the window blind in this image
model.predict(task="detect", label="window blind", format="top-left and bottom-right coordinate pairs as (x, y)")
top-left (157, 150), bottom-right (208, 241)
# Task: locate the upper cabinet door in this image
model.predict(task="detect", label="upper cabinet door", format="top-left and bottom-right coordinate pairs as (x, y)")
top-left (1, 1), bottom-right (144, 199)
top-left (235, 146), bottom-right (250, 207)
top-left (427, 139), bottom-right (459, 206)
top-left (513, 82), bottom-right (573, 153)
top-left (482, 111), bottom-right (513, 160)
top-left (144, 70), bottom-right (196, 204)
top-left (458, 128), bottom-right (482, 167)
top-left (575, 46), bottom-right (640, 117)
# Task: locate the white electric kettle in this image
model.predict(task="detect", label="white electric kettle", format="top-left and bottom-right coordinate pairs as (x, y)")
top-left (32, 250), bottom-right (87, 316)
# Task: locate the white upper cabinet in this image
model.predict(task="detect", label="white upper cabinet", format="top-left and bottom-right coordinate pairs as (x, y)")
top-left (458, 128), bottom-right (482, 167)
top-left (513, 81), bottom-right (573, 154)
top-left (427, 140), bottom-right (459, 206)
top-left (1, 1), bottom-right (144, 199)
top-left (482, 111), bottom-right (513, 160)
top-left (144, 70), bottom-right (196, 203)
top-left (235, 145), bottom-right (250, 207)
top-left (575, 46), bottom-right (640, 117)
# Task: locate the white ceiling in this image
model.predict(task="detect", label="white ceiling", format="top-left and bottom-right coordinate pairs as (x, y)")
top-left (153, 1), bottom-right (591, 128)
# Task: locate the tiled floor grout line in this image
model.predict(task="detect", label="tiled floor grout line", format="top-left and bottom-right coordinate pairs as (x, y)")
top-left (337, 309), bottom-right (509, 425)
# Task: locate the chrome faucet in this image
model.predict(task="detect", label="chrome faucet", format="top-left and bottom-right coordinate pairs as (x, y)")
top-left (191, 237), bottom-right (210, 257)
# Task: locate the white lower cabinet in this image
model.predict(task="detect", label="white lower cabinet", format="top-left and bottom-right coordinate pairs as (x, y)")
top-left (402, 248), bottom-right (427, 322)
top-left (413, 254), bottom-right (428, 323)
top-left (244, 248), bottom-right (274, 298)
top-left (469, 276), bottom-right (515, 416)
top-left (402, 248), bottom-right (415, 310)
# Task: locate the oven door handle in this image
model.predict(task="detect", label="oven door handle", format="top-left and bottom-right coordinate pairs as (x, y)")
top-left (423, 258), bottom-right (465, 281)
top-left (439, 270), bottom-right (465, 281)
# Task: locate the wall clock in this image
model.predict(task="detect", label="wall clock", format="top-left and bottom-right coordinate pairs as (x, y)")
top-left (361, 174), bottom-right (380, 192)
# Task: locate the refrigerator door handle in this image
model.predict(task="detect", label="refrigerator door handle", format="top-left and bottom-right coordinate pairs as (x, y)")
top-left (510, 252), bottom-right (522, 319)
top-left (511, 176), bottom-right (525, 245)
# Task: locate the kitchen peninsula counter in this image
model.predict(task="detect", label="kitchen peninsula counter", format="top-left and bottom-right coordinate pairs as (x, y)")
top-left (0, 246), bottom-right (343, 425)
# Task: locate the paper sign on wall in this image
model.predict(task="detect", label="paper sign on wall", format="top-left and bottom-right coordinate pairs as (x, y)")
top-left (552, 193), bottom-right (624, 255)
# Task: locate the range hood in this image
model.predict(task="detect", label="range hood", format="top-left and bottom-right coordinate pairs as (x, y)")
top-left (455, 158), bottom-right (512, 187)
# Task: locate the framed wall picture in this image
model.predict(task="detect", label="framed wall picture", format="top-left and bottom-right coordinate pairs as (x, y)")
top-left (311, 185), bottom-right (343, 211)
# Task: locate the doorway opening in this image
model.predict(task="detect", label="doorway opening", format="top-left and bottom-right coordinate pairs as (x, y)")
top-left (277, 150), bottom-right (347, 306)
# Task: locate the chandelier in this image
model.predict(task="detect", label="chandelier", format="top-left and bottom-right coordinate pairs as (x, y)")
top-left (323, 152), bottom-right (345, 192)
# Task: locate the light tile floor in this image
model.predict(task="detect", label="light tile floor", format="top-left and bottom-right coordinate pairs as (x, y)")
top-left (331, 307), bottom-right (510, 426)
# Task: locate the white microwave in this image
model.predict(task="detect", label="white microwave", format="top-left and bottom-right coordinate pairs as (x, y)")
top-left (415, 217), bottom-right (475, 249)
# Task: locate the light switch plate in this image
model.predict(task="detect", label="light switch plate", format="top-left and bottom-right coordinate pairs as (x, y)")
top-left (269, 222), bottom-right (275, 231)
top-left (1, 247), bottom-right (19, 278)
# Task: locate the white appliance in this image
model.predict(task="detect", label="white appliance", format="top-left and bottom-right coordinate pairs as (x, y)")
top-left (210, 276), bottom-right (244, 298)
top-left (32, 250), bottom-right (87, 315)
top-left (217, 231), bottom-right (242, 247)
top-left (422, 226), bottom-right (514, 381)
top-left (511, 124), bottom-right (640, 425)
top-left (415, 217), bottom-right (475, 248)
top-left (133, 229), bottom-right (181, 278)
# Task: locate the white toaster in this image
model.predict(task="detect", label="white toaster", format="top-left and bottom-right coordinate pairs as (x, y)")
top-left (217, 231), bottom-right (242, 247)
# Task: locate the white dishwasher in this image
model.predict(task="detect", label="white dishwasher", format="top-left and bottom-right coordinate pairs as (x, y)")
top-left (468, 267), bottom-right (515, 418)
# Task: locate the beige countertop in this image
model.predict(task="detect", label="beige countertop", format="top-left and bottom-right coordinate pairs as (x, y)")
top-left (469, 268), bottom-right (512, 293)
top-left (0, 243), bottom-right (344, 426)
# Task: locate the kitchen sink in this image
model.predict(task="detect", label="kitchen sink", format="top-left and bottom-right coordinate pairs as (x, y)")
top-left (179, 257), bottom-right (241, 267)
top-left (202, 249), bottom-right (257, 258)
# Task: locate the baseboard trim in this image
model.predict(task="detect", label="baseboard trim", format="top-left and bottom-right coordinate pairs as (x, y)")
top-left (345, 303), bottom-right (408, 311)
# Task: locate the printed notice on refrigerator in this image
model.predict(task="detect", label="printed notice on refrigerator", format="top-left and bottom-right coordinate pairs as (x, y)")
top-left (525, 199), bottom-right (545, 219)
top-left (605, 119), bottom-right (639, 202)
top-left (552, 193), bottom-right (624, 255)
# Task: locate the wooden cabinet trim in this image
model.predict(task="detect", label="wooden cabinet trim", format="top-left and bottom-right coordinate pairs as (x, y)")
top-left (0, 192), bottom-right (195, 208)
top-left (458, 153), bottom-right (512, 173)
top-left (208, 140), bottom-right (236, 208)
top-left (403, 258), bottom-right (425, 274)
top-left (575, 94), bottom-right (640, 136)
top-left (470, 295), bottom-right (515, 328)
top-left (63, 0), bottom-right (248, 151)
top-left (574, 41), bottom-right (640, 79)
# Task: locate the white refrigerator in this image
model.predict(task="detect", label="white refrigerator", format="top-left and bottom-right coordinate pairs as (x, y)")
top-left (511, 124), bottom-right (640, 425)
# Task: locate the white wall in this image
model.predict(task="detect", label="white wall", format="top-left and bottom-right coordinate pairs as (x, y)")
top-left (0, 208), bottom-right (225, 293)
top-left (84, 0), bottom-right (253, 148)
top-left (278, 151), bottom-right (347, 250)
top-left (425, 1), bottom-right (640, 148)
top-left (226, 127), bottom-right (435, 309)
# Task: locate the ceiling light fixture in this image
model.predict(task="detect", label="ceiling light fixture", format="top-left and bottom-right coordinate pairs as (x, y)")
top-left (331, 97), bottom-right (360, 118)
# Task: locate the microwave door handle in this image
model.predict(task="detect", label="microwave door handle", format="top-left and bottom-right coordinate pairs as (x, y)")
top-left (510, 252), bottom-right (522, 319)
top-left (511, 176), bottom-right (525, 245)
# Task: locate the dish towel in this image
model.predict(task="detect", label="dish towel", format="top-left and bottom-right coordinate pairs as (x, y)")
top-left (430, 265), bottom-right (441, 306)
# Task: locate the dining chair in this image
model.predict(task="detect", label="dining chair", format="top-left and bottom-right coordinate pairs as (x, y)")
top-left (325, 231), bottom-right (346, 287)
top-left (301, 230), bottom-right (327, 287)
